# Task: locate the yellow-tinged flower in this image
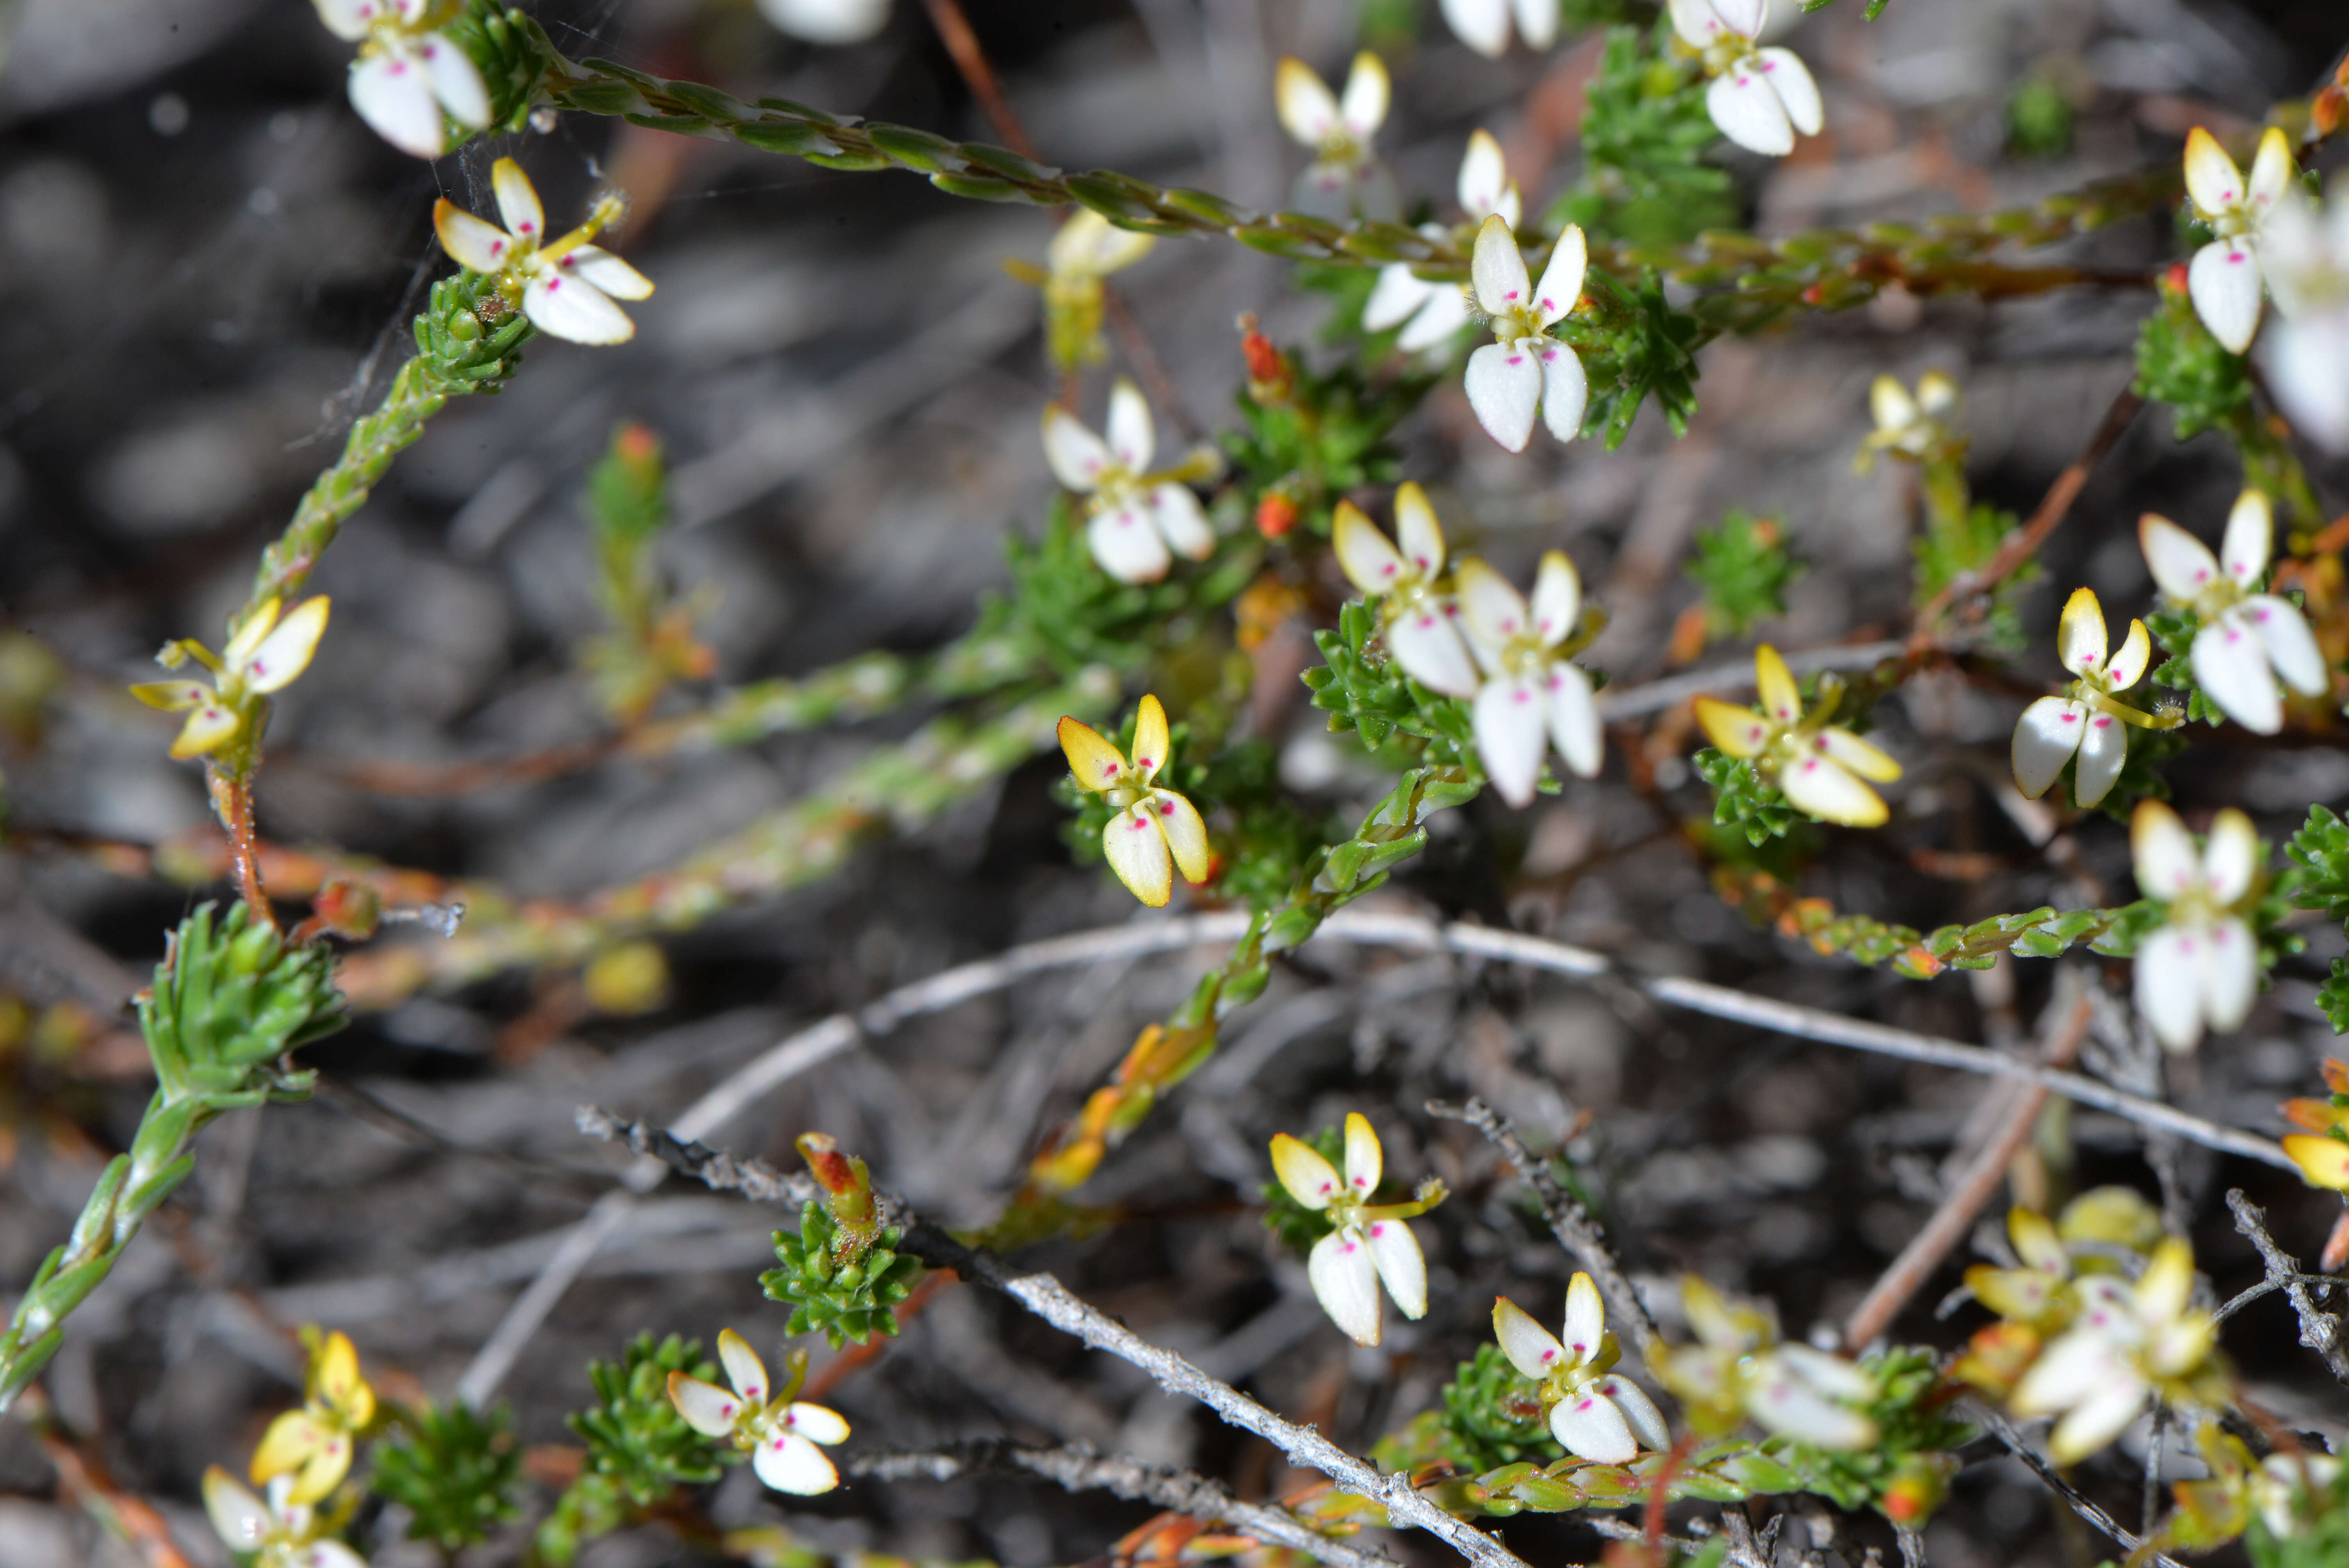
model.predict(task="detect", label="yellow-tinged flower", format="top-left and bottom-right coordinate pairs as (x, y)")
top-left (1491, 1277), bottom-right (1669, 1463)
top-left (1042, 380), bottom-right (1222, 584)
top-left (2129, 801), bottom-right (2265, 1053)
top-left (1651, 1276), bottom-right (1878, 1449)
top-left (667, 1329), bottom-right (848, 1495)
top-left (2011, 587), bottom-right (2176, 808)
top-left (433, 159), bottom-right (653, 345)
top-left (1057, 694), bottom-right (1211, 908)
top-left (1008, 210), bottom-right (1156, 370)
top-left (2140, 491), bottom-right (2329, 734)
top-left (1855, 371), bottom-right (1960, 471)
top-left (1331, 485), bottom-right (1479, 698)
top-left (2009, 1237), bottom-right (2229, 1465)
top-left (130, 595), bottom-right (330, 761)
top-left (1693, 644), bottom-right (1901, 828)
top-left (1273, 53), bottom-right (1394, 219)
top-left (205, 1470), bottom-right (367, 1568)
top-left (251, 1329), bottom-right (376, 1505)
top-left (1950, 1189), bottom-right (2169, 1398)
top-left (1270, 1114), bottom-right (1442, 1346)
top-left (2284, 1060), bottom-right (2349, 1192)
top-left (2181, 126), bottom-right (2297, 354)
top-left (1965, 1207), bottom-right (2075, 1329)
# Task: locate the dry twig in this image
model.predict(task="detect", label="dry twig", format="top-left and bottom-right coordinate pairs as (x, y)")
top-left (2226, 1188), bottom-right (2349, 1387)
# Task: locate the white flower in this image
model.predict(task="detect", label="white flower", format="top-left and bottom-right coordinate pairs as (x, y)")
top-left (2181, 127), bottom-right (2295, 355)
top-left (757, 0), bottom-right (891, 45)
top-left (310, 0), bottom-right (490, 160)
top-left (2009, 1237), bottom-right (2219, 1465)
top-left (1274, 53), bottom-right (1397, 220)
top-left (1668, 0), bottom-right (1822, 158)
top-left (1854, 371), bottom-right (1960, 470)
top-left (1454, 554), bottom-right (1603, 807)
top-left (2256, 181), bottom-right (2349, 453)
top-left (2128, 801), bottom-right (2263, 1054)
top-left (1042, 379), bottom-right (1217, 584)
top-left (667, 1328), bottom-right (850, 1494)
top-left (131, 595), bottom-right (331, 760)
top-left (1693, 644), bottom-right (1901, 829)
top-left (1270, 1114), bottom-right (1434, 1347)
top-left (2010, 587), bottom-right (2169, 809)
top-left (2250, 1452), bottom-right (2344, 1539)
top-left (1654, 1276), bottom-right (1880, 1449)
top-left (1363, 131), bottom-right (1520, 353)
top-left (1462, 214), bottom-right (1590, 452)
top-left (433, 159), bottom-right (655, 345)
top-left (1332, 485), bottom-right (1480, 698)
top-left (1492, 1278), bottom-right (1670, 1464)
top-left (203, 1469), bottom-right (367, 1568)
top-left (1438, 0), bottom-right (1558, 59)
top-left (2139, 491), bottom-right (2328, 734)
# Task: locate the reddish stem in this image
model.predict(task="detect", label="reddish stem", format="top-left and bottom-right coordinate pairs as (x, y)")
top-left (209, 768), bottom-right (275, 930)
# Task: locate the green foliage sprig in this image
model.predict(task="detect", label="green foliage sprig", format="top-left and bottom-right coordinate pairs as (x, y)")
top-left (1550, 24), bottom-right (1733, 246)
top-left (537, 1334), bottom-right (730, 1566)
top-left (0, 904), bottom-right (345, 1413)
top-left (1755, 1347), bottom-right (1972, 1521)
top-left (1434, 1343), bottom-right (1563, 1473)
top-left (1914, 501), bottom-right (2035, 656)
top-left (1560, 267), bottom-right (1704, 447)
top-left (2289, 805), bottom-right (2349, 1029)
top-left (1695, 749), bottom-right (1802, 847)
top-left (762, 1202), bottom-right (922, 1348)
top-left (1687, 511), bottom-right (1804, 638)
top-left (373, 1399), bottom-right (522, 1552)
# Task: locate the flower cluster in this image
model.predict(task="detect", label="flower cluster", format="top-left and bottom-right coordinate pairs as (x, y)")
top-left (132, 596), bottom-right (331, 764)
top-left (666, 1329), bottom-right (850, 1495)
top-left (1695, 645), bottom-right (1902, 829)
top-left (310, 0), bottom-right (490, 159)
top-left (434, 160), bottom-right (654, 346)
top-left (1490, 1276), bottom-right (1668, 1464)
top-left (1274, 53), bottom-right (1395, 219)
top-left (1668, 0), bottom-right (1823, 158)
top-left (1334, 487), bottom-right (1604, 807)
top-left (2008, 1236), bottom-right (2229, 1464)
top-left (1057, 694), bottom-right (1212, 908)
top-left (1042, 381), bottom-right (1221, 583)
top-left (1269, 1115), bottom-right (1441, 1346)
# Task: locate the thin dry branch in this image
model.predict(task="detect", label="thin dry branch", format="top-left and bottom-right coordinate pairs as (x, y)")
top-left (2226, 1188), bottom-right (2349, 1387)
top-left (1425, 1097), bottom-right (1660, 1356)
top-left (1972, 1403), bottom-right (2185, 1568)
top-left (847, 1441), bottom-right (1399, 1568)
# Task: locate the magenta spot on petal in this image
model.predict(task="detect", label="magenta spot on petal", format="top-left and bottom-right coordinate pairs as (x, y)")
top-left (2094, 716), bottom-right (2112, 729)
top-left (1539, 297), bottom-right (1556, 312)
top-left (1570, 1342), bottom-right (1587, 1354)
top-left (1380, 563), bottom-right (1397, 577)
top-left (2213, 928), bottom-right (2232, 945)
top-left (721, 1404), bottom-right (736, 1417)
top-left (1134, 756), bottom-right (1152, 769)
top-left (251, 660), bottom-right (269, 676)
top-left (1102, 762), bottom-right (1119, 774)
top-left (545, 278), bottom-right (562, 292)
top-left (1513, 689), bottom-right (1530, 705)
top-left (1342, 1241), bottom-right (1359, 1255)
top-left (1576, 1398), bottom-right (1596, 1411)
top-left (388, 60), bottom-right (408, 75)
top-left (1503, 290), bottom-right (1520, 301)
top-left (1159, 801), bottom-right (1174, 816)
top-left (1412, 554), bottom-right (1430, 570)
top-left (2059, 713), bottom-right (2078, 725)
top-left (1369, 1222), bottom-right (1386, 1236)
top-left (1506, 354), bottom-right (1524, 365)
top-left (1760, 57), bottom-right (1776, 71)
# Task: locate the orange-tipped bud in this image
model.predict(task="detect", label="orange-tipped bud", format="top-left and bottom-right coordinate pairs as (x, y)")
top-left (1255, 492), bottom-right (1299, 539)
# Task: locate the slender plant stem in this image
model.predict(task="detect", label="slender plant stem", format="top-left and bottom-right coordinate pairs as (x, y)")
top-left (2226, 1188), bottom-right (2349, 1387)
top-left (914, 0), bottom-right (1038, 160)
top-left (1971, 1404), bottom-right (2185, 1568)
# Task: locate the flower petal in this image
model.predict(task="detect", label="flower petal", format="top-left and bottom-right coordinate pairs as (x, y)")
top-left (2108, 617), bottom-right (2152, 690)
top-left (310, 0), bottom-right (377, 41)
top-left (1811, 725), bottom-right (1900, 783)
top-left (420, 31), bottom-right (492, 130)
top-left (2192, 614), bottom-right (2283, 734)
top-left (1475, 674), bottom-right (1549, 807)
top-left (1756, 49), bottom-right (1821, 137)
top-left (243, 597), bottom-right (329, 692)
top-left (1531, 225), bottom-right (1586, 326)
top-left (2139, 514), bottom-right (2222, 604)
top-left (1273, 57), bottom-right (1338, 146)
top-left (2071, 706), bottom-right (2127, 808)
top-left (754, 1431), bottom-right (841, 1494)
top-left (1536, 341), bottom-right (1589, 443)
top-left (1339, 52), bottom-right (1389, 138)
top-left (1706, 66), bottom-right (1794, 157)
top-left (490, 157), bottom-right (545, 243)
top-left (2011, 697), bottom-right (2086, 800)
top-left (2246, 126), bottom-right (2295, 214)
top-left (1456, 558), bottom-right (1530, 654)
top-left (1086, 499), bottom-right (1172, 583)
top-left (1308, 1230), bottom-right (1384, 1345)
top-left (1780, 1344), bottom-right (1878, 1402)
top-left (1707, 0), bottom-right (1766, 36)
top-left (1150, 789), bottom-right (1212, 883)
top-left (2202, 807), bottom-right (2259, 904)
top-left (1365, 1219), bottom-right (1426, 1317)
top-left (1753, 644), bottom-right (1802, 724)
top-left (1387, 606), bottom-right (1483, 698)
top-left (2134, 923), bottom-right (2208, 1053)
top-left (1333, 501), bottom-right (1407, 595)
top-left (2057, 586), bottom-right (2108, 678)
top-left (1103, 801), bottom-right (1174, 906)
top-left (1057, 716), bottom-right (1128, 792)
top-left (130, 679), bottom-right (207, 711)
top-left (1343, 1111), bottom-right (1382, 1196)
top-left (1396, 285), bottom-right (1473, 351)
top-left (250, 1411), bottom-right (330, 1488)
top-left (1748, 1361), bottom-right (1877, 1449)
top-left (718, 1327), bottom-right (770, 1404)
top-left (301, 1543), bottom-right (370, 1568)
top-left (784, 1401), bottom-right (850, 1445)
top-left (2200, 916), bottom-right (2257, 1037)
top-left (522, 273), bottom-right (635, 344)
top-left (1511, 0), bottom-right (1557, 49)
top-left (433, 200), bottom-right (513, 273)
top-left (1458, 130), bottom-right (1508, 217)
top-left (666, 1372), bottom-right (745, 1437)
top-left (171, 704), bottom-right (241, 759)
top-left (2188, 239), bottom-right (2263, 355)
top-left (1130, 693), bottom-right (1170, 780)
top-left (2221, 489), bottom-right (2273, 585)
top-left (1493, 1295), bottom-right (1566, 1379)
top-left (1598, 1376), bottom-right (1670, 1451)
top-left (203, 1469), bottom-right (272, 1552)
top-left (2131, 802), bottom-right (2200, 900)
top-left (1464, 340), bottom-right (1542, 452)
top-left (350, 50), bottom-right (447, 158)
top-left (1041, 406), bottom-right (1112, 492)
top-left (2243, 595), bottom-right (2327, 695)
top-left (1869, 374), bottom-right (1918, 435)
top-left (1105, 378), bottom-right (1155, 472)
top-left (1667, 0), bottom-right (1724, 48)
top-left (558, 245), bottom-right (654, 301)
top-left (2047, 1381), bottom-right (2149, 1467)
top-left (1562, 1271), bottom-right (1606, 1359)
top-left (2285, 1133), bottom-right (2349, 1190)
top-left (1439, 0), bottom-right (1512, 58)
top-left (1364, 265), bottom-right (1437, 331)
top-left (1693, 696), bottom-right (1769, 758)
top-left (1271, 1133), bottom-right (1343, 1210)
top-left (2182, 127), bottom-right (2244, 219)
top-left (1780, 754), bottom-right (1887, 828)
top-left (1545, 661), bottom-right (1602, 779)
top-left (1551, 1390), bottom-right (1638, 1464)
top-left (2264, 312), bottom-right (2349, 452)
top-left (1470, 213), bottom-right (1530, 315)
top-left (1393, 481), bottom-right (1445, 577)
